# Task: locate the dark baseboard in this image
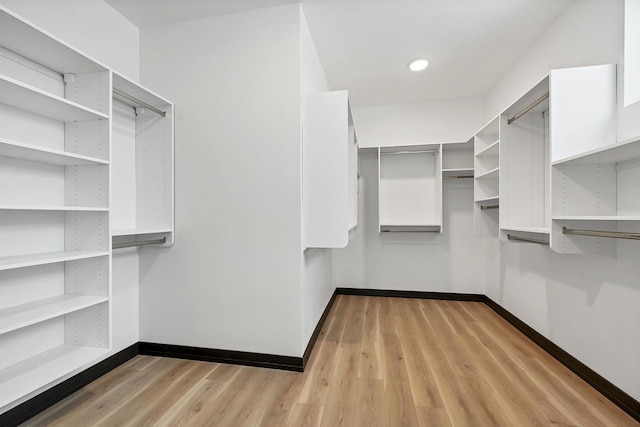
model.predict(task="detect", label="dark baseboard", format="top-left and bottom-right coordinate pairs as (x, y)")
top-left (483, 296), bottom-right (640, 423)
top-left (302, 291), bottom-right (338, 369)
top-left (138, 342), bottom-right (304, 372)
top-left (336, 287), bottom-right (484, 302)
top-left (0, 343), bottom-right (139, 427)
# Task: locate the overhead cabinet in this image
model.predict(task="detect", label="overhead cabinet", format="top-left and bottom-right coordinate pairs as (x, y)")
top-left (0, 5), bottom-right (175, 412)
top-left (303, 90), bottom-right (358, 249)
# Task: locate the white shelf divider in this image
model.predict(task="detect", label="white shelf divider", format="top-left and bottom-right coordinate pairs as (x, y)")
top-left (0, 295), bottom-right (108, 335)
top-left (0, 205), bottom-right (108, 212)
top-left (552, 215), bottom-right (640, 221)
top-left (476, 140), bottom-right (499, 157)
top-left (0, 74), bottom-right (108, 122)
top-left (0, 344), bottom-right (108, 409)
top-left (0, 250), bottom-right (109, 271)
top-left (0, 138), bottom-right (108, 166)
top-left (475, 196), bottom-right (500, 203)
top-left (501, 226), bottom-right (550, 234)
top-left (475, 167), bottom-right (499, 179)
top-left (442, 168), bottom-right (474, 176)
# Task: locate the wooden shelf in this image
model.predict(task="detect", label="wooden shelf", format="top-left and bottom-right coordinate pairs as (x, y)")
top-left (0, 250), bottom-right (108, 271)
top-left (476, 140), bottom-right (499, 157)
top-left (475, 167), bottom-right (499, 180)
top-left (552, 136), bottom-right (640, 166)
top-left (501, 226), bottom-right (550, 234)
top-left (0, 344), bottom-right (108, 409)
top-left (0, 138), bottom-right (108, 166)
top-left (0, 205), bottom-right (108, 212)
top-left (0, 295), bottom-right (108, 335)
top-left (0, 74), bottom-right (108, 122)
top-left (552, 215), bottom-right (640, 221)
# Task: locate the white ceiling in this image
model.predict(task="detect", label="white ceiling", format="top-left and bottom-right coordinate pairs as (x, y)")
top-left (106, 0), bottom-right (571, 106)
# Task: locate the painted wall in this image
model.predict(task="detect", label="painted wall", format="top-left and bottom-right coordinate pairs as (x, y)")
top-left (139, 5), bottom-right (305, 357)
top-left (0, 0), bottom-right (139, 80)
top-left (300, 7), bottom-right (334, 351)
top-left (483, 0), bottom-right (640, 400)
top-left (332, 99), bottom-right (486, 294)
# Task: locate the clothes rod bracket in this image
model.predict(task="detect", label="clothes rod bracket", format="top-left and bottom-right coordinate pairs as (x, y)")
top-left (562, 227), bottom-right (640, 241)
top-left (113, 237), bottom-right (167, 250)
top-left (507, 234), bottom-right (549, 245)
top-left (113, 88), bottom-right (166, 117)
top-left (507, 92), bottom-right (549, 125)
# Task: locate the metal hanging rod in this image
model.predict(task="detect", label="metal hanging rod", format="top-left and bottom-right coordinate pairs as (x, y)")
top-left (443, 175), bottom-right (473, 179)
top-left (507, 92), bottom-right (549, 125)
top-left (562, 227), bottom-right (640, 241)
top-left (113, 88), bottom-right (166, 117)
top-left (507, 234), bottom-right (549, 245)
top-left (113, 237), bottom-right (167, 250)
top-left (481, 205), bottom-right (499, 210)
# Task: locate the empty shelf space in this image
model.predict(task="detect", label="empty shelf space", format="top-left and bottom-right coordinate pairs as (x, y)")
top-left (0, 138), bottom-right (108, 166)
top-left (380, 225), bottom-right (441, 232)
top-left (476, 140), bottom-right (499, 157)
top-left (0, 294), bottom-right (108, 335)
top-left (0, 205), bottom-right (108, 212)
top-left (442, 168), bottom-right (474, 177)
top-left (111, 228), bottom-right (173, 237)
top-left (0, 250), bottom-right (109, 271)
top-left (475, 196), bottom-right (500, 203)
top-left (501, 226), bottom-right (550, 234)
top-left (0, 74), bottom-right (108, 122)
top-left (0, 344), bottom-right (108, 409)
top-left (475, 167), bottom-right (499, 179)
top-left (552, 136), bottom-right (640, 166)
top-left (552, 215), bottom-right (640, 221)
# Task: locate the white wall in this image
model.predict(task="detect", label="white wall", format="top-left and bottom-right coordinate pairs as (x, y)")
top-left (139, 5), bottom-right (305, 357)
top-left (300, 6), bottom-right (334, 351)
top-left (484, 0), bottom-right (640, 400)
top-left (0, 0), bottom-right (139, 80)
top-left (332, 99), bottom-right (486, 294)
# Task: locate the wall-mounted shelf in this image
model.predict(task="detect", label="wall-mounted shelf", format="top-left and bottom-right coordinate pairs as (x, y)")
top-left (501, 226), bottom-right (550, 234)
top-left (0, 138), bottom-right (109, 166)
top-left (551, 135), bottom-right (640, 166)
top-left (0, 205), bottom-right (108, 212)
top-left (475, 167), bottom-right (499, 180)
top-left (380, 225), bottom-right (441, 232)
top-left (473, 117), bottom-right (501, 238)
top-left (442, 168), bottom-right (474, 177)
top-left (0, 74), bottom-right (108, 122)
top-left (0, 250), bottom-right (108, 271)
top-left (476, 140), bottom-right (499, 157)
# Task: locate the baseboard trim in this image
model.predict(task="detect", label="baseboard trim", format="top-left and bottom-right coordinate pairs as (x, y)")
top-left (0, 343), bottom-right (139, 427)
top-left (138, 342), bottom-right (304, 372)
top-left (302, 290), bottom-right (338, 369)
top-left (482, 296), bottom-right (640, 423)
top-left (336, 287), bottom-right (485, 301)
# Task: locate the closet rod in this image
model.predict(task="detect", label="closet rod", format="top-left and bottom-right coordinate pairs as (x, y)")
top-left (507, 92), bottom-right (549, 124)
top-left (481, 205), bottom-right (499, 210)
top-left (113, 88), bottom-right (166, 117)
top-left (113, 237), bottom-right (167, 250)
top-left (507, 234), bottom-right (549, 245)
top-left (562, 227), bottom-right (640, 240)
top-left (443, 175), bottom-right (473, 179)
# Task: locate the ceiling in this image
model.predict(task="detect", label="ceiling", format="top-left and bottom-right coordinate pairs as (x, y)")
top-left (106, 0), bottom-right (571, 106)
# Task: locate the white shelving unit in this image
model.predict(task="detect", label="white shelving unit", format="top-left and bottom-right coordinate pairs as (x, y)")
top-left (473, 117), bottom-right (500, 238)
top-left (111, 72), bottom-right (175, 249)
top-left (442, 139), bottom-right (474, 178)
top-left (0, 5), bottom-right (111, 412)
top-left (302, 90), bottom-right (358, 248)
top-left (378, 144), bottom-right (442, 233)
top-left (499, 76), bottom-right (550, 243)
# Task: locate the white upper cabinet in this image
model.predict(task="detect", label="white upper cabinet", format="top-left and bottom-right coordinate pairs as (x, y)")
top-left (303, 90), bottom-right (358, 249)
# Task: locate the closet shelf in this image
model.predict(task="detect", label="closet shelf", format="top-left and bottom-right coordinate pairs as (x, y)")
top-left (442, 168), bottom-right (474, 176)
top-left (0, 138), bottom-right (109, 166)
top-left (475, 196), bottom-right (500, 203)
top-left (0, 74), bottom-right (108, 122)
top-left (0, 295), bottom-right (108, 335)
top-left (501, 226), bottom-right (550, 234)
top-left (551, 136), bottom-right (640, 166)
top-left (475, 167), bottom-right (499, 179)
top-left (380, 224), bottom-right (441, 232)
top-left (112, 227), bottom-right (173, 237)
top-left (0, 344), bottom-right (108, 409)
top-left (552, 215), bottom-right (640, 221)
top-left (476, 140), bottom-right (499, 157)
top-left (0, 205), bottom-right (108, 212)
top-left (0, 250), bottom-right (109, 271)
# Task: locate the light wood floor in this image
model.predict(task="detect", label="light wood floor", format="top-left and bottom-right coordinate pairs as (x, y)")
top-left (22, 295), bottom-right (639, 426)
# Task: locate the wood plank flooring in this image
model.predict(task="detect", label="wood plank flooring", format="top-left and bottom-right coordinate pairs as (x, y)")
top-left (21, 295), bottom-right (639, 426)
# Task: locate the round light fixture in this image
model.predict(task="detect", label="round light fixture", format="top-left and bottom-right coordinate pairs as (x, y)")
top-left (408, 58), bottom-right (429, 72)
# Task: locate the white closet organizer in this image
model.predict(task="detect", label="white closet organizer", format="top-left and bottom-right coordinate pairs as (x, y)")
top-left (473, 117), bottom-right (500, 238)
top-left (442, 138), bottom-right (474, 178)
top-left (549, 64), bottom-right (638, 254)
top-left (303, 90), bottom-right (358, 249)
top-left (0, 6), bottom-right (110, 410)
top-left (111, 72), bottom-right (174, 250)
top-left (378, 144), bottom-right (442, 233)
top-left (499, 76), bottom-right (550, 244)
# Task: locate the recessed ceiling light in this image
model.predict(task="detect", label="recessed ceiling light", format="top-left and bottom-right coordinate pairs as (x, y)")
top-left (408, 58), bottom-right (429, 72)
